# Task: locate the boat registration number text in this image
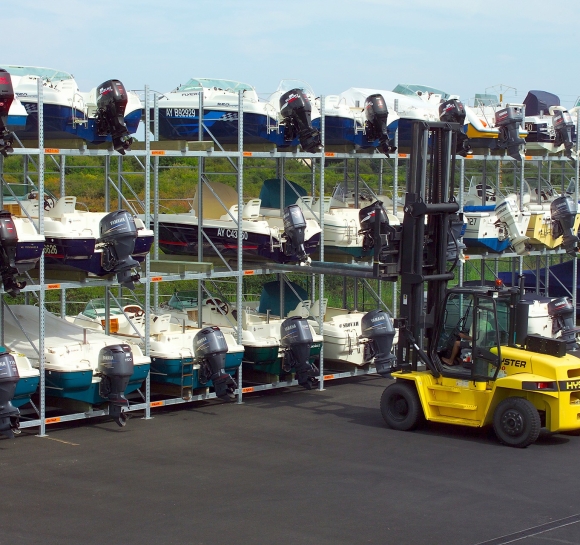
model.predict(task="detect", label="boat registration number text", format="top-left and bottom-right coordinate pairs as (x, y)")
top-left (44, 244), bottom-right (58, 255)
top-left (164, 108), bottom-right (197, 118)
top-left (217, 228), bottom-right (248, 240)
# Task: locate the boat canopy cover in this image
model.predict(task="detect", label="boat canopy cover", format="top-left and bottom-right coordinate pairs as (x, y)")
top-left (0, 65), bottom-right (73, 82)
top-left (474, 94), bottom-right (499, 107)
top-left (192, 181), bottom-right (239, 220)
top-left (259, 179), bottom-right (307, 209)
top-left (393, 84), bottom-right (449, 100)
top-left (258, 280), bottom-right (308, 317)
top-left (523, 90), bottom-right (560, 116)
top-left (177, 79), bottom-right (254, 93)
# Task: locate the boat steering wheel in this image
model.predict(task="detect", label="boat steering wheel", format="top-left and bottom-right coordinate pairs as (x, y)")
top-left (208, 298), bottom-right (229, 315)
top-left (123, 305), bottom-right (145, 317)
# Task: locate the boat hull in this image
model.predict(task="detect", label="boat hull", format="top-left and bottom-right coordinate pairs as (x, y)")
top-left (12, 376), bottom-right (40, 408)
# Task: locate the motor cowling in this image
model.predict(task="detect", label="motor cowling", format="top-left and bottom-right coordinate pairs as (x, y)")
top-left (98, 344), bottom-right (134, 427)
top-left (364, 94), bottom-right (396, 156)
top-left (548, 297), bottom-right (580, 351)
top-left (495, 106), bottom-right (526, 160)
top-left (553, 109), bottom-right (575, 158)
top-left (494, 197), bottom-right (530, 255)
top-left (194, 326), bottom-right (237, 401)
top-left (0, 352), bottom-right (20, 438)
top-left (95, 79), bottom-right (134, 155)
top-left (439, 99), bottom-right (472, 156)
top-left (280, 316), bottom-right (319, 390)
top-left (98, 210), bottom-right (140, 289)
top-left (282, 204), bottom-right (309, 264)
top-left (0, 210), bottom-right (26, 297)
top-left (0, 69), bottom-right (15, 157)
top-left (360, 310), bottom-right (397, 377)
top-left (551, 195), bottom-right (579, 255)
top-left (279, 89), bottom-right (321, 153)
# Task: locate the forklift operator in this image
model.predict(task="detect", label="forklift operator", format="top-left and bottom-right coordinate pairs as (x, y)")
top-left (442, 329), bottom-right (472, 365)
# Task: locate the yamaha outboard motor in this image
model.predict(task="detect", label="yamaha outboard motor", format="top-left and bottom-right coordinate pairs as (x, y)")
top-left (360, 309), bottom-right (397, 377)
top-left (548, 297), bottom-right (580, 351)
top-left (439, 98), bottom-right (472, 156)
top-left (364, 94), bottom-right (396, 156)
top-left (279, 89), bottom-right (321, 153)
top-left (282, 204), bottom-right (309, 264)
top-left (495, 106), bottom-right (526, 160)
top-left (552, 109), bottom-right (575, 158)
top-left (95, 79), bottom-right (134, 155)
top-left (0, 352), bottom-right (20, 438)
top-left (98, 210), bottom-right (140, 289)
top-left (98, 344), bottom-right (134, 427)
top-left (194, 326), bottom-right (237, 401)
top-left (0, 69), bottom-right (15, 157)
top-left (280, 316), bottom-right (319, 390)
top-left (551, 195), bottom-right (579, 255)
top-left (0, 210), bottom-right (27, 296)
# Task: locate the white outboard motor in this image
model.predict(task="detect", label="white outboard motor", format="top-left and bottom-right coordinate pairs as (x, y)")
top-left (360, 309), bottom-right (397, 377)
top-left (98, 210), bottom-right (140, 289)
top-left (280, 316), bottom-right (319, 390)
top-left (548, 297), bottom-right (580, 351)
top-left (95, 79), bottom-right (134, 155)
top-left (494, 197), bottom-right (530, 255)
top-left (364, 94), bottom-right (396, 156)
top-left (438, 98), bottom-right (472, 156)
top-left (551, 195), bottom-right (579, 255)
top-left (0, 210), bottom-right (27, 296)
top-left (0, 69), bottom-right (14, 157)
top-left (98, 344), bottom-right (134, 427)
top-left (279, 88), bottom-right (321, 153)
top-left (283, 204), bottom-right (310, 264)
top-left (552, 109), bottom-right (575, 158)
top-left (194, 326), bottom-right (237, 401)
top-left (0, 352), bottom-right (20, 438)
top-left (495, 106), bottom-right (526, 160)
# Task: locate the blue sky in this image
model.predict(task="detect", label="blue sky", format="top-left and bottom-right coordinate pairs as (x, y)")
top-left (6, 0), bottom-right (580, 107)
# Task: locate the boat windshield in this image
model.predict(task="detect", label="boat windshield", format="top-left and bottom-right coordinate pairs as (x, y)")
top-left (393, 83), bottom-right (449, 100)
top-left (0, 65), bottom-right (73, 82)
top-left (177, 78), bottom-right (254, 93)
top-left (276, 79), bottom-right (315, 96)
top-left (82, 298), bottom-right (141, 319)
top-left (474, 93), bottom-right (500, 107)
top-left (166, 292), bottom-right (198, 311)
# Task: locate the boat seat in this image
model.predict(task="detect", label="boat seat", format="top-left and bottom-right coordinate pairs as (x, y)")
top-left (151, 314), bottom-right (171, 334)
top-left (309, 298), bottom-right (328, 318)
top-left (48, 196), bottom-right (77, 218)
top-left (287, 300), bottom-right (311, 318)
top-left (220, 204), bottom-right (238, 221)
top-left (242, 199), bottom-right (261, 220)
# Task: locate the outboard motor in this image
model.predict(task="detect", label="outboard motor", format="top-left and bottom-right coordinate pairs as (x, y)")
top-left (95, 79), bottom-right (134, 155)
top-left (439, 98), bottom-right (472, 156)
top-left (282, 204), bottom-right (310, 264)
top-left (0, 352), bottom-right (20, 438)
top-left (360, 309), bottom-right (397, 377)
top-left (364, 94), bottom-right (396, 156)
top-left (0, 69), bottom-right (14, 157)
top-left (548, 297), bottom-right (580, 351)
top-left (494, 197), bottom-right (530, 255)
top-left (0, 210), bottom-right (27, 296)
top-left (279, 89), bottom-right (321, 153)
top-left (194, 326), bottom-right (237, 401)
top-left (552, 109), bottom-right (575, 158)
top-left (495, 105), bottom-right (526, 160)
top-left (98, 210), bottom-right (140, 289)
top-left (280, 316), bottom-right (319, 390)
top-left (551, 195), bottom-right (579, 255)
top-left (97, 344), bottom-right (134, 427)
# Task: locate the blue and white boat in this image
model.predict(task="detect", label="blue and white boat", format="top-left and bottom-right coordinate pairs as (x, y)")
top-left (0, 346), bottom-right (39, 409)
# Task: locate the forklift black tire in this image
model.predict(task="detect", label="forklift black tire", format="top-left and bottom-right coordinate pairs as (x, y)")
top-left (493, 397), bottom-right (541, 448)
top-left (380, 382), bottom-right (423, 431)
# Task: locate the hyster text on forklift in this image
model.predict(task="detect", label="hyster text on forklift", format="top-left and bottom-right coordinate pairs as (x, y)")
top-left (359, 120), bottom-right (580, 448)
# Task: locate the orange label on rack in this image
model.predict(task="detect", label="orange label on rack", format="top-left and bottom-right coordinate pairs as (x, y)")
top-left (325, 152), bottom-right (336, 157)
top-left (465, 155), bottom-right (474, 159)
top-left (398, 153), bottom-right (408, 158)
top-left (46, 283), bottom-right (61, 290)
top-left (243, 151), bottom-right (253, 157)
top-left (44, 148), bottom-right (60, 154)
top-left (324, 374), bottom-right (335, 380)
top-left (150, 401), bottom-right (164, 407)
top-left (525, 155), bottom-right (533, 160)
top-left (244, 270), bottom-right (254, 275)
top-left (151, 150), bottom-right (166, 156)
top-left (45, 417), bottom-right (61, 424)
top-left (464, 255), bottom-right (471, 260)
top-left (242, 387), bottom-right (254, 393)
top-left (150, 276), bottom-right (163, 282)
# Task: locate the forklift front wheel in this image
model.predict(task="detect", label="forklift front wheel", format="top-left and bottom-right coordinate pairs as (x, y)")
top-left (493, 397), bottom-right (541, 448)
top-left (380, 382), bottom-right (423, 431)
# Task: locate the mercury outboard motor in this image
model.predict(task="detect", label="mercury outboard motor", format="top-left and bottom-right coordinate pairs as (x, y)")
top-left (0, 69), bottom-right (15, 157)
top-left (548, 297), bottom-right (580, 351)
top-left (98, 210), bottom-right (140, 289)
top-left (280, 316), bottom-right (319, 390)
top-left (279, 89), bottom-right (321, 153)
top-left (282, 204), bottom-right (310, 264)
top-left (552, 109), bottom-right (575, 158)
top-left (0, 210), bottom-right (27, 296)
top-left (98, 344), bottom-right (134, 427)
top-left (95, 79), bottom-right (134, 155)
top-left (194, 326), bottom-right (237, 401)
top-left (551, 195), bottom-right (579, 255)
top-left (360, 309), bottom-right (397, 377)
top-left (495, 106), bottom-right (526, 160)
top-left (0, 352), bottom-right (20, 438)
top-left (364, 94), bottom-right (396, 156)
top-left (439, 98), bottom-right (472, 156)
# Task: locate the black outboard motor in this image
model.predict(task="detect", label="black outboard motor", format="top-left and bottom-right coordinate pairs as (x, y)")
top-left (194, 326), bottom-right (237, 401)
top-left (439, 98), bottom-right (472, 156)
top-left (280, 316), bottom-right (319, 390)
top-left (495, 106), bottom-right (526, 160)
top-left (551, 195), bottom-right (579, 255)
top-left (95, 79), bottom-right (134, 155)
top-left (98, 344), bottom-right (134, 427)
top-left (364, 94), bottom-right (396, 156)
top-left (0, 352), bottom-right (20, 438)
top-left (279, 88), bottom-right (321, 153)
top-left (548, 297), bottom-right (580, 351)
top-left (282, 204), bottom-right (309, 264)
top-left (98, 210), bottom-right (140, 289)
top-left (360, 309), bottom-right (397, 377)
top-left (0, 69), bottom-right (15, 157)
top-left (552, 109), bottom-right (575, 158)
top-left (0, 210), bottom-right (27, 296)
